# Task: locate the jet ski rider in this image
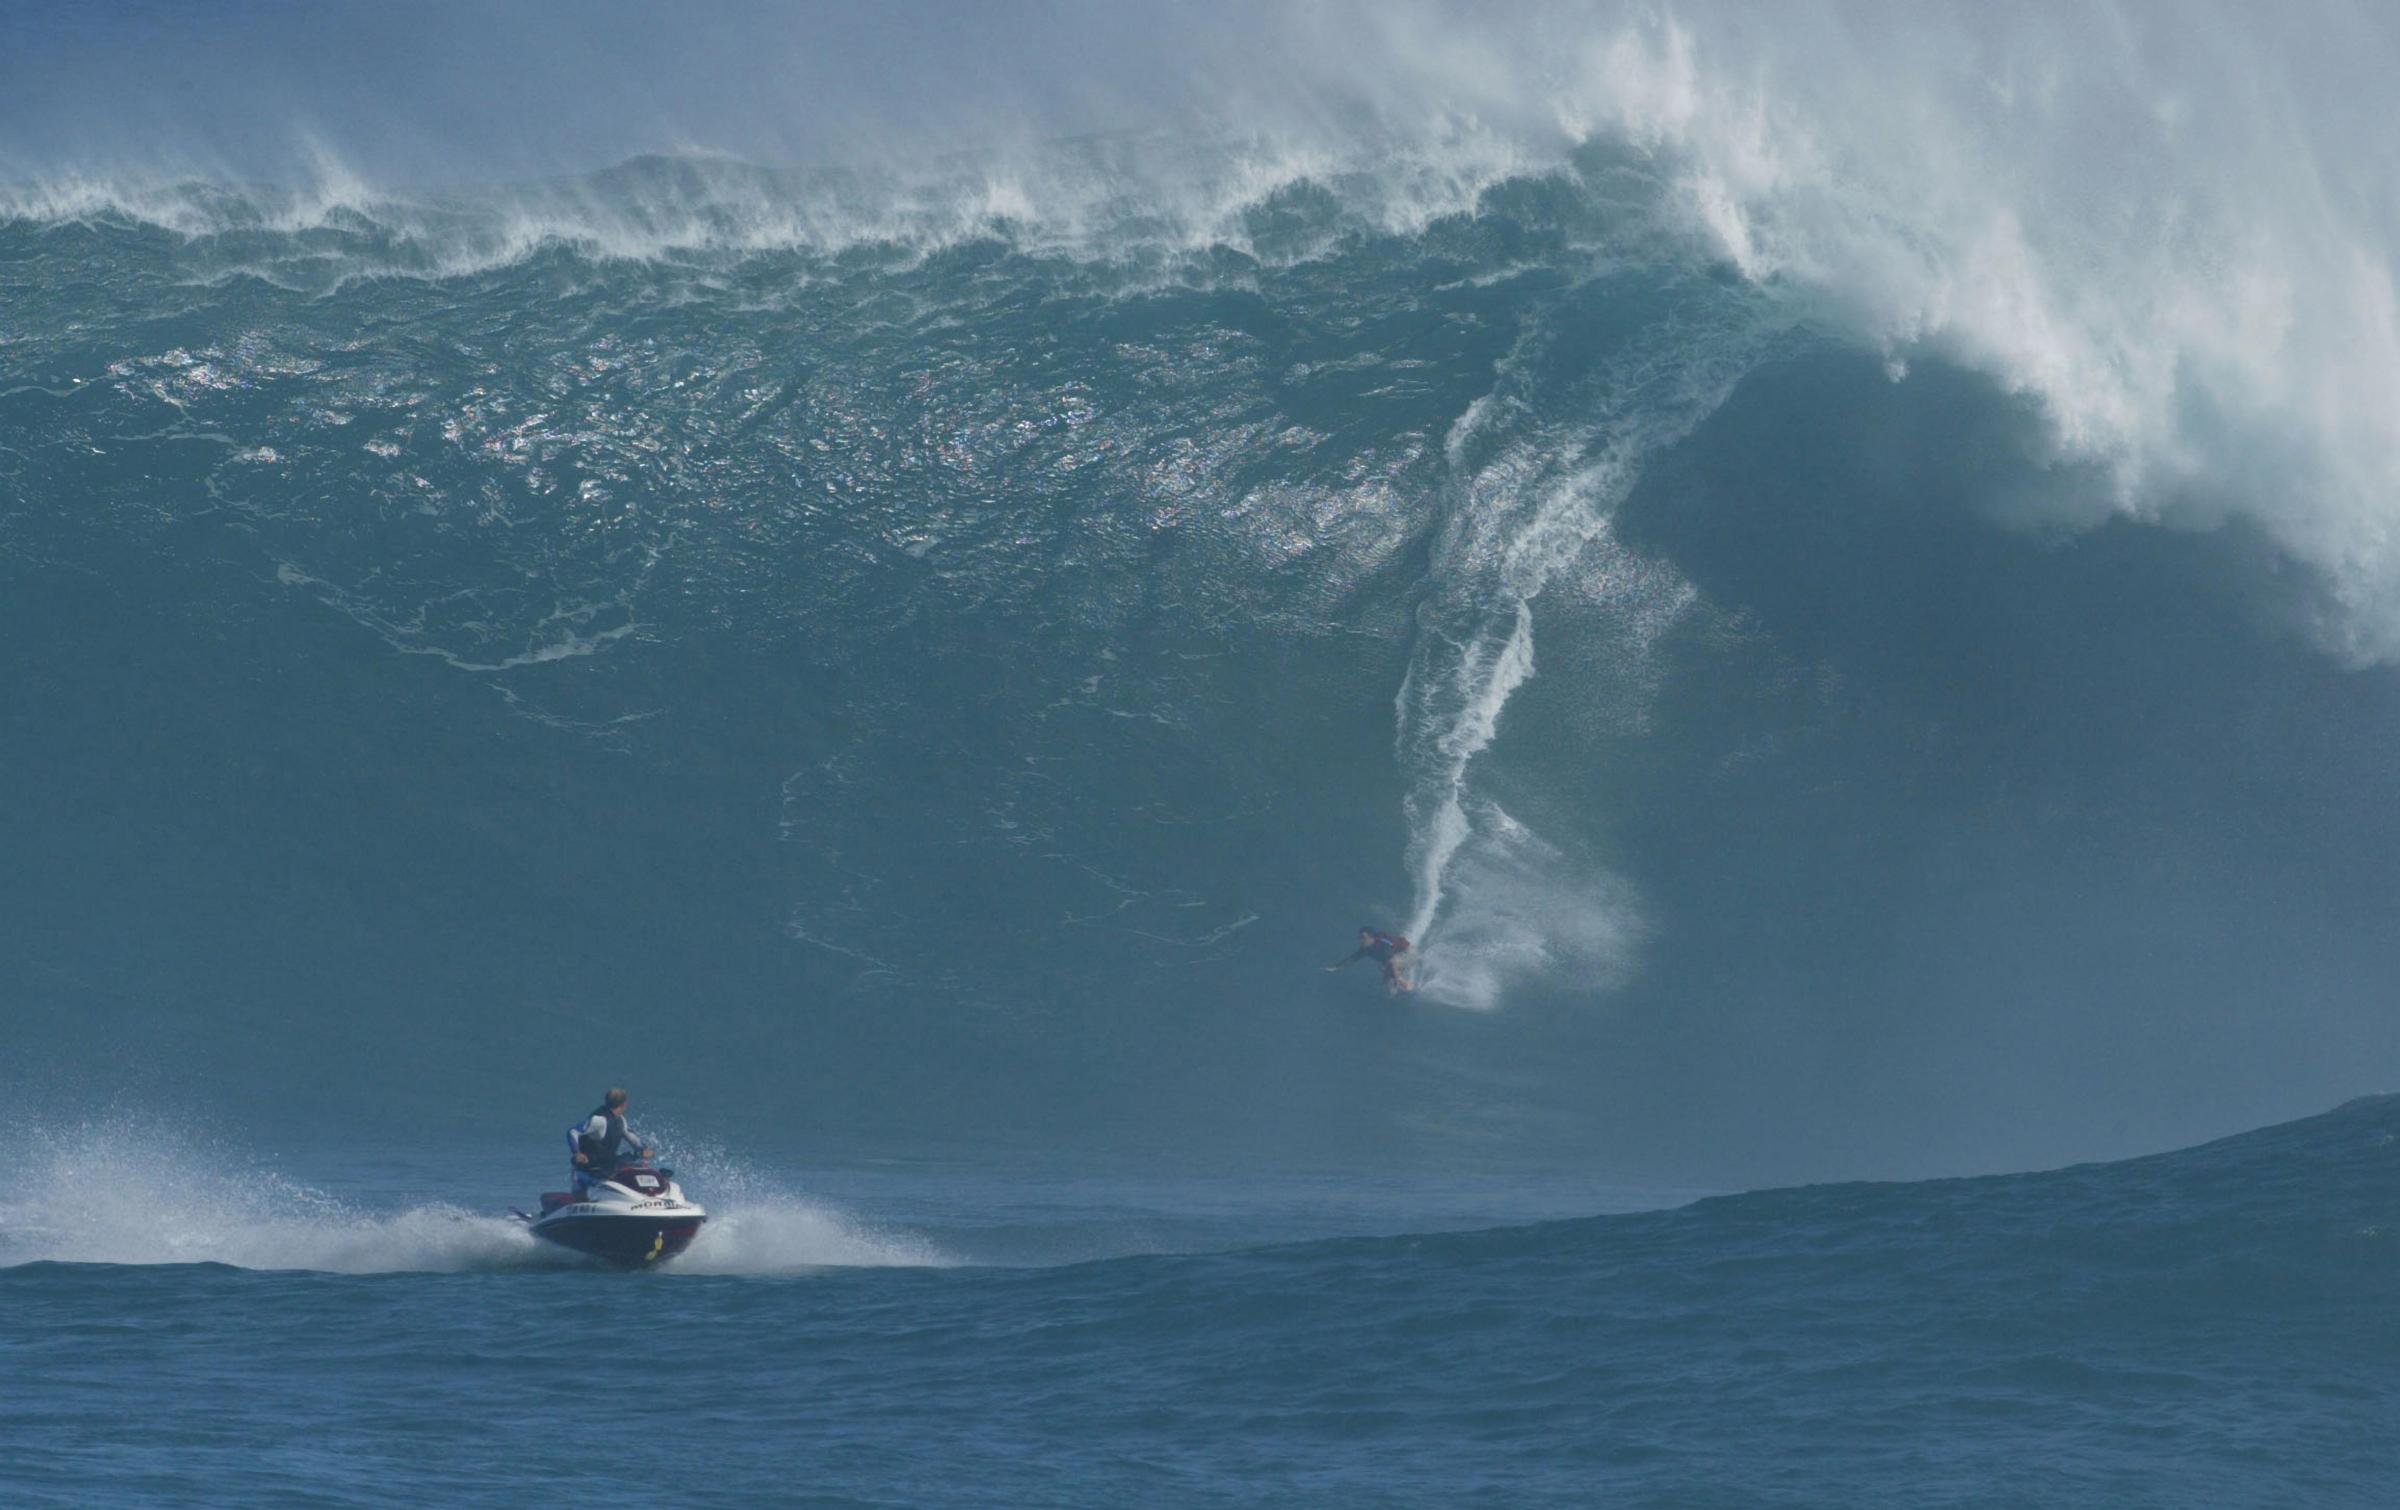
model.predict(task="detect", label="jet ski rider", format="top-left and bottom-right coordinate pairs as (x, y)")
top-left (569, 1086), bottom-right (655, 1197)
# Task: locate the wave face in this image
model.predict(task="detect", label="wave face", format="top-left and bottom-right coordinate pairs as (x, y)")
top-left (10, 5), bottom-right (2400, 1184)
top-left (7, 1097), bottom-right (2398, 1506)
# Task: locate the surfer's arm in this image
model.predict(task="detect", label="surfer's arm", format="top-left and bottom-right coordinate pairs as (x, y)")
top-left (1327, 948), bottom-right (1365, 970)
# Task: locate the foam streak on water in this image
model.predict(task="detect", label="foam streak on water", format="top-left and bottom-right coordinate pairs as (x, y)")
top-left (1395, 296), bottom-right (1777, 1005)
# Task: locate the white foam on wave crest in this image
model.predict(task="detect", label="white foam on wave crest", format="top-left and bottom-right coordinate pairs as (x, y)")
top-left (22, 0), bottom-right (2400, 651)
top-left (1334, 1), bottom-right (2400, 658)
top-left (11, 0), bottom-right (2400, 643)
top-left (1363, 0), bottom-right (2400, 1007)
top-left (0, 126), bottom-right (1533, 286)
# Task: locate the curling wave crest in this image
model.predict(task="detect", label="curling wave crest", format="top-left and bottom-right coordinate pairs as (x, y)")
top-left (10, 3), bottom-right (2400, 655)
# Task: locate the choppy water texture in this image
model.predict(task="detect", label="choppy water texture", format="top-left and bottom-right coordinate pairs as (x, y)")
top-left (12, 4), bottom-right (2400, 1502)
top-left (14, 143), bottom-right (2400, 1183)
top-left (3, 1098), bottom-right (2397, 1506)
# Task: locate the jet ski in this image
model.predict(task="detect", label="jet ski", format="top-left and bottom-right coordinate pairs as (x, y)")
top-left (513, 1160), bottom-right (705, 1267)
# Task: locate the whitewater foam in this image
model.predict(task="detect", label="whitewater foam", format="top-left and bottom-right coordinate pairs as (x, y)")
top-left (0, 128), bottom-right (1536, 286)
top-left (13, 1), bottom-right (2400, 1075)
top-left (0, 1118), bottom-right (948, 1276)
top-left (18, 3), bottom-right (2400, 656)
top-left (1396, 287), bottom-right (1775, 1006)
top-left (638, 1134), bottom-right (953, 1274)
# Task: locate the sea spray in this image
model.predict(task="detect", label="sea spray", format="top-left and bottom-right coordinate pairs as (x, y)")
top-left (635, 1130), bottom-right (954, 1273)
top-left (0, 1115), bottom-right (552, 1273)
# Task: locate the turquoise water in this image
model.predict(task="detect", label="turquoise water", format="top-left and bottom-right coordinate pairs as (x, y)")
top-left (12, 8), bottom-right (2400, 1500)
top-left (11, 153), bottom-right (2399, 1182)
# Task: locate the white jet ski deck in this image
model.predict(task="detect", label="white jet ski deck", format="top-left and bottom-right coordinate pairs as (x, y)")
top-left (514, 1161), bottom-right (705, 1267)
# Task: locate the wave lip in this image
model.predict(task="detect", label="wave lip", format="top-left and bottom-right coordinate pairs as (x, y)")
top-left (14, 1), bottom-right (2400, 653)
top-left (0, 128), bottom-right (1551, 284)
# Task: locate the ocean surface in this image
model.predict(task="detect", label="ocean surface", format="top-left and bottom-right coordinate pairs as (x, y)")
top-left (4, 1098), bottom-right (2397, 1505)
top-left (10, 4), bottom-right (2400, 1503)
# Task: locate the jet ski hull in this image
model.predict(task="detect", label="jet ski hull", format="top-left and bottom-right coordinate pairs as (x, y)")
top-left (518, 1164), bottom-right (707, 1268)
top-left (530, 1210), bottom-right (705, 1267)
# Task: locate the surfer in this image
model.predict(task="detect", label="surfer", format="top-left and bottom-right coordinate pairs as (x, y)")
top-left (1328, 925), bottom-right (1416, 995)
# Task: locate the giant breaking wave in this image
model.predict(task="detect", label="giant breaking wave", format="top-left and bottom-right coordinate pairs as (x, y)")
top-left (8, 1), bottom-right (2400, 1182)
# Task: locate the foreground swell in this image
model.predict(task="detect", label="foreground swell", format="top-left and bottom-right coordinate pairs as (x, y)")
top-left (5, 1098), bottom-right (2396, 1506)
